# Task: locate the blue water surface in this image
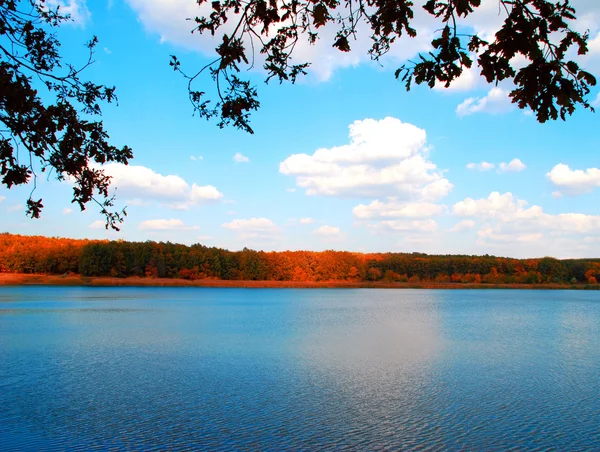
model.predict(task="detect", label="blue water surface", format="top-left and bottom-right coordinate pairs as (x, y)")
top-left (1, 287), bottom-right (599, 450)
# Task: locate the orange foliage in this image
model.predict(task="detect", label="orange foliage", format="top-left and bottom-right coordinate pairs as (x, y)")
top-left (0, 233), bottom-right (599, 286)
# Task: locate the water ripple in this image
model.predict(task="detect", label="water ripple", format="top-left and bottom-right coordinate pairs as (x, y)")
top-left (0, 287), bottom-right (599, 450)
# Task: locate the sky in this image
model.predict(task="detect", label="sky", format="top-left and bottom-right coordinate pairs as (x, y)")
top-left (2, 0), bottom-right (600, 258)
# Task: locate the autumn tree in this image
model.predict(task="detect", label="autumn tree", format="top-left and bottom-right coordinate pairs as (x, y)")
top-left (172, 0), bottom-right (597, 133)
top-left (5, 233), bottom-right (600, 285)
top-left (1, 0), bottom-right (132, 228)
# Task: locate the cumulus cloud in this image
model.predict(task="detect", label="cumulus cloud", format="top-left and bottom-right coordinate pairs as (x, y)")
top-left (139, 219), bottom-right (199, 231)
top-left (372, 219), bottom-right (438, 233)
top-left (190, 155), bottom-right (203, 161)
top-left (280, 117), bottom-right (452, 199)
top-left (477, 227), bottom-right (542, 243)
top-left (499, 158), bottom-right (526, 173)
top-left (454, 192), bottom-right (536, 220)
top-left (434, 65), bottom-right (483, 92)
top-left (89, 220), bottom-right (105, 229)
top-left (466, 159), bottom-right (526, 173)
top-left (466, 161), bottom-right (495, 171)
top-left (125, 0), bottom-right (599, 85)
top-left (124, 0), bottom-right (436, 82)
top-left (222, 217), bottom-right (279, 240)
top-left (353, 199), bottom-right (444, 219)
top-left (46, 0), bottom-right (90, 26)
top-left (456, 87), bottom-right (515, 117)
top-left (100, 163), bottom-right (223, 210)
top-left (579, 31), bottom-right (600, 75)
top-left (450, 219), bottom-right (476, 232)
top-left (453, 192), bottom-right (600, 244)
top-left (233, 152), bottom-right (250, 163)
top-left (315, 225), bottom-right (341, 236)
top-left (547, 163), bottom-right (600, 196)
top-left (300, 218), bottom-right (314, 224)
top-left (63, 208), bottom-right (73, 215)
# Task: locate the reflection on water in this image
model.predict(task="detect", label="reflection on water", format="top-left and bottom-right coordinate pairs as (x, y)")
top-left (0, 287), bottom-right (599, 450)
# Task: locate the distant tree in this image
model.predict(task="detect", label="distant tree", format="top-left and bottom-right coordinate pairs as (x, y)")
top-left (367, 267), bottom-right (382, 281)
top-left (172, 0), bottom-right (597, 133)
top-left (1, 0), bottom-right (132, 228)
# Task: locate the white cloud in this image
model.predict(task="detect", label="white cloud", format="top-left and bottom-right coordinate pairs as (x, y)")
top-left (139, 219), bottom-right (199, 231)
top-left (124, 0), bottom-right (436, 82)
top-left (373, 219), bottom-right (438, 233)
top-left (125, 198), bottom-right (151, 207)
top-left (450, 219), bottom-right (476, 232)
top-left (466, 161), bottom-right (495, 171)
top-left (222, 217), bottom-right (279, 239)
top-left (280, 117), bottom-right (452, 199)
top-left (547, 163), bottom-right (600, 195)
top-left (89, 220), bottom-right (105, 229)
top-left (315, 225), bottom-right (341, 236)
top-left (7, 204), bottom-right (23, 212)
top-left (499, 158), bottom-right (527, 173)
top-left (454, 192), bottom-right (534, 220)
top-left (0, 196), bottom-right (5, 203)
top-left (454, 191), bottom-right (600, 236)
top-left (465, 159), bottom-right (526, 173)
top-left (594, 92), bottom-right (600, 107)
top-left (456, 87), bottom-right (515, 117)
top-left (353, 199), bottom-right (444, 219)
top-left (100, 163), bottom-right (223, 210)
top-left (46, 0), bottom-right (90, 26)
top-left (63, 208), bottom-right (73, 215)
top-left (434, 65), bottom-right (482, 92)
top-left (103, 47), bottom-right (112, 54)
top-left (125, 0), bottom-right (600, 86)
top-left (477, 228), bottom-right (543, 243)
top-left (580, 31), bottom-right (600, 75)
top-left (190, 155), bottom-right (203, 161)
top-left (233, 152), bottom-right (249, 163)
top-left (450, 191), bottom-right (600, 256)
top-left (403, 235), bottom-right (435, 246)
top-left (286, 188), bottom-right (297, 193)
top-left (299, 218), bottom-right (314, 224)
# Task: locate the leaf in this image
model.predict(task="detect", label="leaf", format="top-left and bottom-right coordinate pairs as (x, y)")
top-left (312, 3), bottom-right (328, 28)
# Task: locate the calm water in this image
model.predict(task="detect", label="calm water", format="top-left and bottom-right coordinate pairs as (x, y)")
top-left (1, 287), bottom-right (599, 450)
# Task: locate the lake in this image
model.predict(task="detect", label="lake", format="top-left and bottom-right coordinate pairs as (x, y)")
top-left (1, 287), bottom-right (599, 450)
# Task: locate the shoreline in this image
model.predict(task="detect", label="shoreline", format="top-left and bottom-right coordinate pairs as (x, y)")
top-left (1, 273), bottom-right (596, 290)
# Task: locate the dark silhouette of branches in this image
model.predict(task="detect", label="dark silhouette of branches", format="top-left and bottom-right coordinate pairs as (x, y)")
top-left (0, 0), bottom-right (132, 229)
top-left (172, 0), bottom-right (596, 132)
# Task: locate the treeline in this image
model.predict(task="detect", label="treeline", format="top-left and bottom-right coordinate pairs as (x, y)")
top-left (1, 233), bottom-right (600, 284)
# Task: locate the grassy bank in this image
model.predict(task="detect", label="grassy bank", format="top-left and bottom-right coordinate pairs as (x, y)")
top-left (2, 273), bottom-right (599, 289)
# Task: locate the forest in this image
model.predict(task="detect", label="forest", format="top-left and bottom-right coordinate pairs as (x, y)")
top-left (1, 233), bottom-right (600, 286)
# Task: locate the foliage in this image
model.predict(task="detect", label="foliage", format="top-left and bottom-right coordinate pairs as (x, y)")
top-left (0, 0), bottom-right (132, 228)
top-left (171, 0), bottom-right (597, 132)
top-left (2, 233), bottom-right (600, 285)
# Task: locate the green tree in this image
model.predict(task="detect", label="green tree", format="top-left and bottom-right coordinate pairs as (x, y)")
top-left (172, 0), bottom-right (596, 133)
top-left (1, 0), bottom-right (132, 228)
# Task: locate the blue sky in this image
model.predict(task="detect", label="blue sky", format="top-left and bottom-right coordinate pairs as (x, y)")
top-left (2, 0), bottom-right (600, 258)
